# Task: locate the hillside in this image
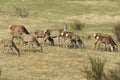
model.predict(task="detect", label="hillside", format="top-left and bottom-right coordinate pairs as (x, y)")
top-left (0, 0), bottom-right (120, 80)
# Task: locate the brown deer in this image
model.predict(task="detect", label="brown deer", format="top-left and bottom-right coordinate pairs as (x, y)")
top-left (9, 24), bottom-right (29, 40)
top-left (40, 23), bottom-right (67, 46)
top-left (0, 38), bottom-right (20, 56)
top-left (60, 31), bottom-right (84, 49)
top-left (20, 33), bottom-right (43, 52)
top-left (34, 30), bottom-right (55, 46)
top-left (94, 33), bottom-right (118, 52)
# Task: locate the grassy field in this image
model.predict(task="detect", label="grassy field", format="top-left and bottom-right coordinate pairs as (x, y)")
top-left (0, 0), bottom-right (120, 80)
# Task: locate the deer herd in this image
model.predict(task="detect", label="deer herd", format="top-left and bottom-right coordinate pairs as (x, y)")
top-left (0, 24), bottom-right (119, 56)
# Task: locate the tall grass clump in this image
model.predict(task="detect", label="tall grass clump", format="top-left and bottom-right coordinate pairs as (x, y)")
top-left (114, 22), bottom-right (120, 43)
top-left (12, 5), bottom-right (29, 18)
top-left (106, 62), bottom-right (120, 80)
top-left (70, 20), bottom-right (85, 30)
top-left (82, 57), bottom-right (107, 80)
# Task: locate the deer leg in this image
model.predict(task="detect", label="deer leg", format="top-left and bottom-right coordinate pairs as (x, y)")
top-left (67, 39), bottom-right (71, 48)
top-left (71, 40), bottom-right (76, 49)
top-left (62, 37), bottom-right (67, 48)
top-left (10, 47), bottom-right (14, 55)
top-left (96, 41), bottom-right (101, 50)
top-left (39, 46), bottom-right (43, 53)
top-left (58, 36), bottom-right (60, 46)
top-left (48, 37), bottom-right (55, 46)
top-left (6, 47), bottom-right (10, 55)
top-left (94, 41), bottom-right (98, 50)
top-left (110, 45), bottom-right (114, 52)
top-left (43, 37), bottom-right (48, 47)
top-left (77, 40), bottom-right (82, 49)
top-left (104, 43), bottom-right (107, 51)
top-left (3, 47), bottom-right (6, 54)
top-left (60, 37), bottom-right (63, 47)
top-left (63, 39), bottom-right (67, 48)
top-left (31, 43), bottom-right (34, 51)
top-left (59, 37), bottom-right (63, 47)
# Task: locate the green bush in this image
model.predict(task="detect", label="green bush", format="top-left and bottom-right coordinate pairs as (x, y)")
top-left (82, 57), bottom-right (107, 80)
top-left (70, 20), bottom-right (84, 30)
top-left (12, 5), bottom-right (29, 18)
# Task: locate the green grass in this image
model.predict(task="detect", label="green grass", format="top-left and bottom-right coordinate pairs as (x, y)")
top-left (0, 0), bottom-right (120, 80)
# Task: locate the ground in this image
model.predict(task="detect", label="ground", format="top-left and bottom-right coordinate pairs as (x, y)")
top-left (0, 0), bottom-right (120, 80)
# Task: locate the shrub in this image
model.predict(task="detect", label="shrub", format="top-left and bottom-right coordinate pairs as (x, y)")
top-left (12, 5), bottom-right (29, 18)
top-left (82, 57), bottom-right (107, 80)
top-left (70, 20), bottom-right (84, 30)
top-left (114, 22), bottom-right (120, 43)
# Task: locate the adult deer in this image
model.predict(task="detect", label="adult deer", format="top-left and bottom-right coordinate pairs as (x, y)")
top-left (34, 30), bottom-right (55, 46)
top-left (60, 31), bottom-right (84, 49)
top-left (20, 33), bottom-right (43, 52)
top-left (9, 24), bottom-right (29, 40)
top-left (94, 33), bottom-right (118, 52)
top-left (40, 23), bottom-right (67, 46)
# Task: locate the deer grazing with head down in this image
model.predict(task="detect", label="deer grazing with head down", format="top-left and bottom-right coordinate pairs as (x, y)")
top-left (60, 31), bottom-right (84, 49)
top-left (19, 33), bottom-right (43, 52)
top-left (9, 24), bottom-right (30, 40)
top-left (94, 33), bottom-right (118, 52)
top-left (0, 38), bottom-right (20, 56)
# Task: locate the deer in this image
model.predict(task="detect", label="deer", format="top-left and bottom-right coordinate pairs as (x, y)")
top-left (9, 24), bottom-right (29, 41)
top-left (93, 33), bottom-right (118, 52)
top-left (60, 31), bottom-right (84, 49)
top-left (19, 33), bottom-right (43, 52)
top-left (0, 38), bottom-right (20, 56)
top-left (43, 23), bottom-right (68, 46)
top-left (34, 30), bottom-right (55, 46)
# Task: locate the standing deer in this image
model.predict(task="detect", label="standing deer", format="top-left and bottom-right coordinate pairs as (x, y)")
top-left (60, 31), bottom-right (84, 49)
top-left (43, 23), bottom-right (68, 46)
top-left (9, 24), bottom-right (29, 40)
top-left (0, 38), bottom-right (20, 56)
top-left (34, 30), bottom-right (55, 46)
top-left (94, 33), bottom-right (118, 52)
top-left (20, 33), bottom-right (43, 52)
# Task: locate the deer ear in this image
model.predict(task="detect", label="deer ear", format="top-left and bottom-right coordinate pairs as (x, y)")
top-left (9, 24), bottom-right (13, 28)
top-left (63, 23), bottom-right (67, 32)
top-left (43, 30), bottom-right (47, 34)
top-left (93, 33), bottom-right (96, 37)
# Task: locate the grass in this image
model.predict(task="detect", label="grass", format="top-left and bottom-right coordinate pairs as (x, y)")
top-left (0, 0), bottom-right (120, 80)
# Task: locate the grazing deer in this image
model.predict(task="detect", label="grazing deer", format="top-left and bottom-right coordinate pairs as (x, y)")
top-left (94, 33), bottom-right (118, 52)
top-left (9, 24), bottom-right (29, 40)
top-left (0, 38), bottom-right (20, 56)
top-left (20, 33), bottom-right (43, 52)
top-left (43, 23), bottom-right (67, 46)
top-left (34, 30), bottom-right (55, 46)
top-left (60, 31), bottom-right (84, 49)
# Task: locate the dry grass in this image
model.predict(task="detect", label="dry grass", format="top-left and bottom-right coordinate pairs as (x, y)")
top-left (0, 0), bottom-right (120, 80)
